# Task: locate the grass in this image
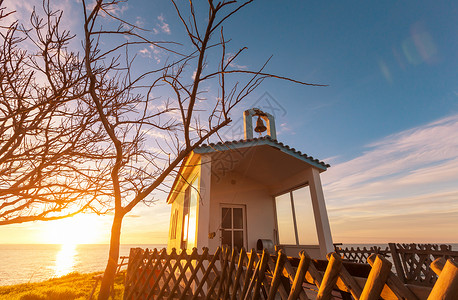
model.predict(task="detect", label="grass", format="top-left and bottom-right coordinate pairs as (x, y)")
top-left (0, 271), bottom-right (125, 300)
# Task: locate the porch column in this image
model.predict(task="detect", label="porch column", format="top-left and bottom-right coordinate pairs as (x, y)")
top-left (196, 155), bottom-right (211, 249)
top-left (308, 167), bottom-right (334, 258)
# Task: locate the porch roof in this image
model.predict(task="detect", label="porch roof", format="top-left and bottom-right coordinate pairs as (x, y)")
top-left (194, 136), bottom-right (330, 171)
top-left (166, 136), bottom-right (329, 204)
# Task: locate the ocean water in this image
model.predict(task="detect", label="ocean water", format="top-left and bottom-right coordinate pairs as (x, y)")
top-left (0, 244), bottom-right (166, 286)
top-left (2, 243), bottom-right (457, 286)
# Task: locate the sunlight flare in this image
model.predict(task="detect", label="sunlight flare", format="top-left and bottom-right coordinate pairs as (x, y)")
top-left (42, 214), bottom-right (104, 244)
top-left (53, 243), bottom-right (77, 277)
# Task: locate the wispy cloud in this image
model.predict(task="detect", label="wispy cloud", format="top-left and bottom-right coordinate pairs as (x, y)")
top-left (135, 16), bottom-right (145, 28)
top-left (225, 53), bottom-right (248, 69)
top-left (138, 45), bottom-right (164, 64)
top-left (322, 114), bottom-right (458, 243)
top-left (7, 0), bottom-right (80, 31)
top-left (153, 14), bottom-right (171, 35)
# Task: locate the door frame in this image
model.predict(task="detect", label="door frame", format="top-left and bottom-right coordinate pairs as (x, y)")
top-left (219, 203), bottom-right (247, 249)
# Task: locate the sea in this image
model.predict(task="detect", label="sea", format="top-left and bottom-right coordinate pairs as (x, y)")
top-left (0, 244), bottom-right (166, 286)
top-left (1, 243), bottom-right (457, 286)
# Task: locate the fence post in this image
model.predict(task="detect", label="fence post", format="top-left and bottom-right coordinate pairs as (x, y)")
top-left (267, 250), bottom-right (288, 300)
top-left (367, 253), bottom-right (418, 300)
top-left (389, 243), bottom-right (406, 283)
top-left (360, 254), bottom-right (392, 300)
top-left (427, 259), bottom-right (458, 300)
top-left (231, 248), bottom-right (247, 300)
top-left (316, 252), bottom-right (342, 300)
top-left (430, 257), bottom-right (446, 276)
top-left (252, 249), bottom-right (270, 300)
top-left (240, 249), bottom-right (257, 299)
top-left (288, 251), bottom-right (311, 300)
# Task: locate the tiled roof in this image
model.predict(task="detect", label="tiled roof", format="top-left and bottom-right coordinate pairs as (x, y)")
top-left (195, 136), bottom-right (330, 170)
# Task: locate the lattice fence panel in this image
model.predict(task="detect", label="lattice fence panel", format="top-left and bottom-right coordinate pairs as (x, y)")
top-left (389, 243), bottom-right (458, 286)
top-left (124, 246), bottom-right (458, 299)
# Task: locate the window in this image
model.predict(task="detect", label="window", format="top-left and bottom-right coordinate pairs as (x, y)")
top-left (170, 209), bottom-right (178, 239)
top-left (275, 193), bottom-right (296, 244)
top-left (275, 186), bottom-right (318, 245)
top-left (221, 205), bottom-right (245, 250)
top-left (181, 179), bottom-right (198, 249)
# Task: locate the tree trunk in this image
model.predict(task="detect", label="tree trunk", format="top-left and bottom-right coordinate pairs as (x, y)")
top-left (98, 213), bottom-right (123, 300)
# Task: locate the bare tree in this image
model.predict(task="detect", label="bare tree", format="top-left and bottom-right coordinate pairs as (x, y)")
top-left (0, 1), bottom-right (109, 225)
top-left (80, 1), bottom-right (326, 298)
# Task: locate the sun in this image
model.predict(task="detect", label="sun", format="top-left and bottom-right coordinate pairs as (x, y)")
top-left (42, 214), bottom-right (105, 244)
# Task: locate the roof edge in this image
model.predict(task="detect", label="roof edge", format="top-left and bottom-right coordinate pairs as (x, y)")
top-left (194, 136), bottom-right (330, 171)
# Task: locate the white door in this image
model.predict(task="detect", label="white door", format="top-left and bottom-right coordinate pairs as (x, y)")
top-left (220, 205), bottom-right (246, 250)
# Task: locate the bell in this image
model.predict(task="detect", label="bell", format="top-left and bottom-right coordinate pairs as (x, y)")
top-left (254, 116), bottom-right (267, 133)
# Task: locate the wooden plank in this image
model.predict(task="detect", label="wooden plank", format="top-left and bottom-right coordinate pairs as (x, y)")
top-left (216, 246), bottom-right (231, 299)
top-left (307, 260), bottom-right (324, 289)
top-left (288, 251), bottom-right (311, 300)
top-left (360, 254), bottom-right (392, 300)
top-left (316, 252), bottom-right (342, 300)
top-left (180, 248), bottom-right (209, 300)
top-left (156, 249), bottom-right (190, 299)
top-left (135, 248), bottom-right (163, 299)
top-left (205, 274), bottom-right (220, 300)
top-left (223, 248), bottom-right (238, 300)
top-left (171, 250), bottom-right (198, 296)
top-left (169, 248), bottom-right (200, 299)
top-left (240, 249), bottom-right (257, 299)
top-left (243, 257), bottom-right (261, 300)
top-left (427, 259), bottom-right (458, 300)
top-left (335, 259), bottom-right (363, 299)
top-left (124, 248), bottom-right (148, 298)
top-left (192, 247), bottom-right (222, 300)
top-left (231, 248), bottom-right (247, 300)
top-left (252, 249), bottom-right (270, 300)
top-left (367, 253), bottom-right (419, 300)
top-left (389, 242), bottom-right (406, 284)
top-left (267, 250), bottom-right (288, 300)
top-left (430, 257), bottom-right (446, 276)
top-left (283, 260), bottom-right (309, 300)
top-left (125, 248), bottom-right (163, 300)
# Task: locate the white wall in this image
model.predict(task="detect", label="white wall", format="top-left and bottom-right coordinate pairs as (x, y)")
top-left (167, 158), bottom-right (201, 252)
top-left (207, 170), bottom-right (276, 253)
top-left (167, 192), bottom-right (184, 251)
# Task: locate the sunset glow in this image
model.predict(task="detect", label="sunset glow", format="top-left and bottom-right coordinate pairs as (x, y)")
top-left (53, 243), bottom-right (77, 277)
top-left (2, 0), bottom-right (457, 248)
top-left (42, 214), bottom-right (104, 245)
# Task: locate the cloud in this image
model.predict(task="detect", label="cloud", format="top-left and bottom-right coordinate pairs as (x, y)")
top-left (278, 122), bottom-right (295, 135)
top-left (6, 0), bottom-right (80, 32)
top-left (322, 113), bottom-right (458, 242)
top-left (104, 2), bottom-right (128, 17)
top-left (225, 53), bottom-right (248, 69)
top-left (154, 14), bottom-right (171, 35)
top-left (139, 48), bottom-right (150, 56)
top-left (135, 16), bottom-right (145, 28)
top-left (125, 214), bottom-right (141, 218)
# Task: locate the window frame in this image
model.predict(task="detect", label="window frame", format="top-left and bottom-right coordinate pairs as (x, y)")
top-left (274, 183), bottom-right (318, 246)
top-left (220, 204), bottom-right (247, 250)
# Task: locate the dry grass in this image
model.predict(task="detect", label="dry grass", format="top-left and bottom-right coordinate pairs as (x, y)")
top-left (0, 271), bottom-right (125, 300)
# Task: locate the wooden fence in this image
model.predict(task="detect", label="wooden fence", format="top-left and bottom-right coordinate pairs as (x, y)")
top-left (123, 246), bottom-right (458, 299)
top-left (389, 243), bottom-right (458, 287)
top-left (334, 243), bottom-right (458, 287)
top-left (334, 245), bottom-right (390, 264)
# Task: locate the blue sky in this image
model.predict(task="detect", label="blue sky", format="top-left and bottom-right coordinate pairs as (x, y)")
top-left (1, 0), bottom-right (457, 244)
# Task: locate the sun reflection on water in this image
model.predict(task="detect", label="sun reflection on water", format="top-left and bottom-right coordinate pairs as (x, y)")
top-left (54, 243), bottom-right (77, 277)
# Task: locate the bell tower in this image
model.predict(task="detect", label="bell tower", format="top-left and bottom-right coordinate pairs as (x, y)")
top-left (243, 108), bottom-right (277, 140)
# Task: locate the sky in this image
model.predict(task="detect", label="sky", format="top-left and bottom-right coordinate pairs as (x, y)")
top-left (1, 0), bottom-right (457, 245)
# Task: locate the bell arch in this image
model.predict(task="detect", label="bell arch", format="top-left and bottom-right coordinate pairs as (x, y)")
top-left (243, 108), bottom-right (277, 140)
